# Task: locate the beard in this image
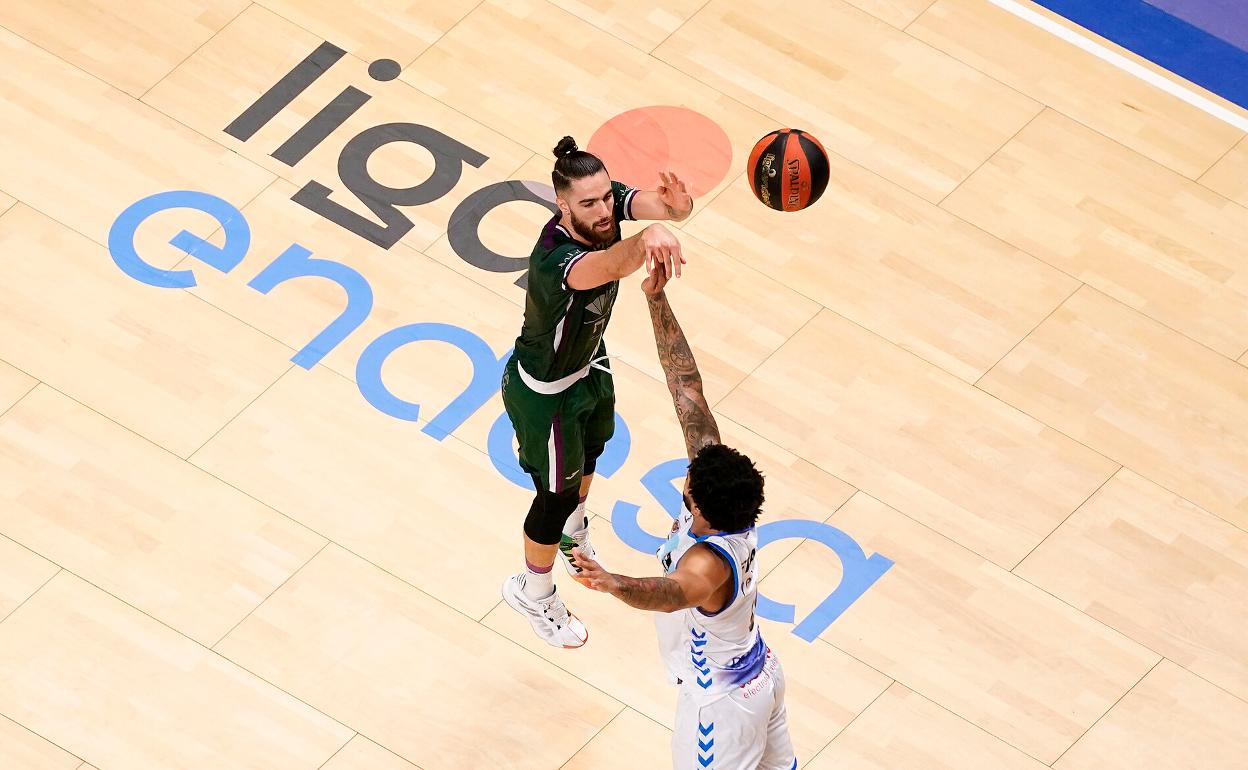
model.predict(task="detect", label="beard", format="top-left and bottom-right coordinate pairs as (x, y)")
top-left (569, 211), bottom-right (616, 246)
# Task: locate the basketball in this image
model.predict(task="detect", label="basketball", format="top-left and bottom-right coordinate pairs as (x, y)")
top-left (747, 129), bottom-right (830, 212)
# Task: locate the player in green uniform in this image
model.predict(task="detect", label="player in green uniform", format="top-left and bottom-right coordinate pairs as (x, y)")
top-left (501, 135), bottom-right (694, 648)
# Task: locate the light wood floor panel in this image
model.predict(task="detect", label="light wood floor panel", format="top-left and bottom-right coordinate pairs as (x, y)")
top-left (1201, 136), bottom-right (1248, 207)
top-left (320, 735), bottom-right (421, 770)
top-left (0, 536), bottom-right (57, 623)
top-left (719, 309), bottom-right (1117, 567)
top-left (0, 386), bottom-right (326, 645)
top-left (1016, 469), bottom-right (1248, 700)
top-left (910, 0), bottom-right (1243, 178)
top-left (0, 571), bottom-right (351, 770)
top-left (946, 109), bottom-right (1248, 358)
top-left (215, 544), bottom-right (622, 770)
top-left (654, 0), bottom-right (1041, 202)
top-left (0, 359), bottom-right (35, 416)
top-left (764, 493), bottom-right (1159, 763)
top-left (0, 205), bottom-right (294, 458)
top-left (753, 621), bottom-right (894, 766)
top-left (0, 27), bottom-right (272, 250)
top-left (144, 4), bottom-right (533, 253)
top-left (0, 716), bottom-right (80, 770)
top-left (0, 190), bottom-right (14, 216)
top-left (980, 286), bottom-right (1248, 532)
top-left (255, 0), bottom-right (478, 64)
top-left (841, 0), bottom-right (934, 28)
top-left (562, 708), bottom-right (672, 770)
top-left (191, 365), bottom-right (539, 621)
top-left (404, 0), bottom-right (778, 208)
top-left (807, 683), bottom-right (1048, 770)
top-left (545, 0), bottom-right (708, 52)
top-left (684, 156), bottom-right (1079, 383)
top-left (1055, 660), bottom-right (1248, 770)
top-left (0, 0), bottom-right (248, 97)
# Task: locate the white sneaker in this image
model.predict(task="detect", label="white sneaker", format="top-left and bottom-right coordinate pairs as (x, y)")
top-left (501, 574), bottom-right (588, 649)
top-left (558, 524), bottom-right (601, 585)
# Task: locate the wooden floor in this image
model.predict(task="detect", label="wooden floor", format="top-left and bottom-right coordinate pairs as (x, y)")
top-left (1, 1), bottom-right (1247, 768)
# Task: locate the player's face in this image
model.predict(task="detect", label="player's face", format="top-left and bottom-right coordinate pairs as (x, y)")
top-left (561, 171), bottom-right (614, 246)
top-left (683, 489), bottom-right (714, 537)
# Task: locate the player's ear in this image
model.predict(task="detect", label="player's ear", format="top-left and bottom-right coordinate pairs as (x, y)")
top-left (555, 194), bottom-right (570, 218)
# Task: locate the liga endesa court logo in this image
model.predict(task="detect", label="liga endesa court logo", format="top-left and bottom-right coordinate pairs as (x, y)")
top-left (106, 41), bottom-right (893, 642)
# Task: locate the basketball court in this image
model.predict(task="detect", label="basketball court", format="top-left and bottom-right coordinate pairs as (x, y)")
top-left (0, 1), bottom-right (1246, 768)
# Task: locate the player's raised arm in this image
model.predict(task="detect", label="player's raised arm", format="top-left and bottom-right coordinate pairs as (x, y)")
top-left (628, 171), bottom-right (694, 221)
top-left (566, 222), bottom-right (684, 290)
top-left (641, 271), bottom-right (721, 459)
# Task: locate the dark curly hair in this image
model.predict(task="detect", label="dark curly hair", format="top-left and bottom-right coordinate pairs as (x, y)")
top-left (687, 444), bottom-right (765, 532)
top-left (551, 135), bottom-right (606, 192)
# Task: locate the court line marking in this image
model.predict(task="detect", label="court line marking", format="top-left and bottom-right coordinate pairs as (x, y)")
top-left (988, 0), bottom-right (1248, 132)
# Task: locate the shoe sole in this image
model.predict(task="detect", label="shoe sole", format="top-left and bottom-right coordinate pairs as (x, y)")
top-left (501, 579), bottom-right (588, 649)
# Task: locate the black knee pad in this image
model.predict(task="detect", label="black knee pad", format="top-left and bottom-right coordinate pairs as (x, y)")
top-left (523, 485), bottom-right (581, 546)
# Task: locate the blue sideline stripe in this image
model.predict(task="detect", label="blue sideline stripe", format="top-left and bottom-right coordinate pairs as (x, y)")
top-left (1033, 0), bottom-right (1248, 109)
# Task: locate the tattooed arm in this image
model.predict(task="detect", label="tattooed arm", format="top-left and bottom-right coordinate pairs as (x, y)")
top-left (642, 276), bottom-right (721, 459)
top-left (605, 575), bottom-right (690, 612)
top-left (571, 546), bottom-right (729, 613)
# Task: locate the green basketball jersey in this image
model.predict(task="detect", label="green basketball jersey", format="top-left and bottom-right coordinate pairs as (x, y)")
top-left (512, 180), bottom-right (639, 382)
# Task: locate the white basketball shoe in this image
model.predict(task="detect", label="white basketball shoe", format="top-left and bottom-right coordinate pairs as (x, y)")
top-left (501, 574), bottom-right (588, 649)
top-left (557, 518), bottom-right (602, 586)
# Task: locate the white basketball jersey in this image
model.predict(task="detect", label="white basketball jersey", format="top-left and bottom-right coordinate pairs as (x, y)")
top-left (654, 502), bottom-right (765, 694)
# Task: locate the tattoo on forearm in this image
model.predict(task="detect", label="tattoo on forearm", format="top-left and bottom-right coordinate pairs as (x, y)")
top-left (674, 391), bottom-right (719, 458)
top-left (614, 575), bottom-right (687, 611)
top-left (647, 292), bottom-right (721, 458)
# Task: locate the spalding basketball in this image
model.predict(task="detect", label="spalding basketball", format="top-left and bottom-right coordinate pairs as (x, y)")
top-left (747, 129), bottom-right (830, 212)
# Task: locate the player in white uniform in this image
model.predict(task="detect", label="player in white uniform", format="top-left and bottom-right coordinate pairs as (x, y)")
top-left (572, 267), bottom-right (796, 770)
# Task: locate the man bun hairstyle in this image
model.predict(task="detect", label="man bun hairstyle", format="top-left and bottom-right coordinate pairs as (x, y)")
top-left (687, 444), bottom-right (765, 532)
top-left (552, 135), bottom-right (606, 193)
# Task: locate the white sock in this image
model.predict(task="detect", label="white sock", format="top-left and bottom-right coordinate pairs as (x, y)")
top-left (562, 500), bottom-right (588, 537)
top-left (522, 562), bottom-right (554, 600)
